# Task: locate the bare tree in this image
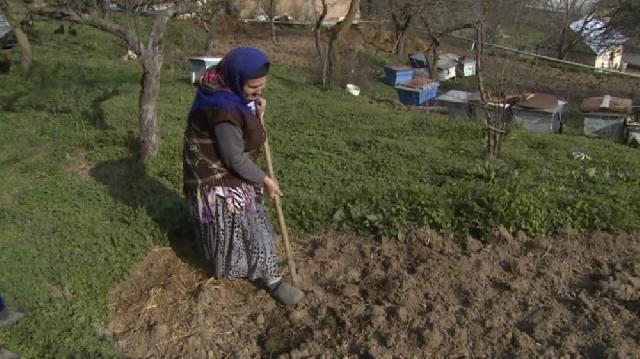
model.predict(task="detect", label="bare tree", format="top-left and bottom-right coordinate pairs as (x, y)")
top-left (190, 0), bottom-right (234, 55)
top-left (418, 13), bottom-right (475, 78)
top-left (389, 0), bottom-right (415, 55)
top-left (414, 0), bottom-right (510, 157)
top-left (314, 0), bottom-right (329, 88)
top-left (0, 0), bottom-right (32, 71)
top-left (325, 0), bottom-right (360, 88)
top-left (252, 0), bottom-right (278, 43)
top-left (418, 15), bottom-right (440, 77)
top-left (474, 2), bottom-right (510, 158)
top-left (592, 0), bottom-right (639, 38)
top-left (531, 0), bottom-right (596, 59)
top-left (33, 1), bottom-right (176, 161)
top-left (516, 0), bottom-right (540, 45)
top-left (268, 0), bottom-right (277, 43)
top-left (557, 1), bottom-right (590, 58)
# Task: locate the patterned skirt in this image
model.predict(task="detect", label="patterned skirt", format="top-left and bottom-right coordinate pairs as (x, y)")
top-left (188, 184), bottom-right (281, 283)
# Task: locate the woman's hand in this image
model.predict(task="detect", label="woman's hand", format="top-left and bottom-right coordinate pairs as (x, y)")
top-left (256, 97), bottom-right (267, 123)
top-left (263, 176), bottom-right (283, 199)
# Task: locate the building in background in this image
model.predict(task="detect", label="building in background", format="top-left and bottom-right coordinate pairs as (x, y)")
top-left (565, 17), bottom-right (626, 69)
top-left (237, 0), bottom-right (359, 24)
top-left (622, 41), bottom-right (640, 71)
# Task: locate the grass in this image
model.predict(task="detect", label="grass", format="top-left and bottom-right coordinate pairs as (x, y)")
top-left (1, 18), bottom-right (640, 357)
top-left (496, 23), bottom-right (549, 51)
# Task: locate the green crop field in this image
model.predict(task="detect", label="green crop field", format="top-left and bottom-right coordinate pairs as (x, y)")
top-left (1, 19), bottom-right (639, 357)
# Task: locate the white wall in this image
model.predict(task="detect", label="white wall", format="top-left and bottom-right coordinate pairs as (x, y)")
top-left (595, 46), bottom-right (624, 69)
top-left (238, 0), bottom-right (358, 23)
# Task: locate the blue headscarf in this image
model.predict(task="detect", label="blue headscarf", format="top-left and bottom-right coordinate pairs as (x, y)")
top-left (189, 47), bottom-right (270, 119)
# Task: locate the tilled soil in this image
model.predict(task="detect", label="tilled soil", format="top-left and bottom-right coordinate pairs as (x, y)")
top-left (110, 229), bottom-right (640, 358)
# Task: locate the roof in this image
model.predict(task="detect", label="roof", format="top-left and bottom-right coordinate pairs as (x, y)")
top-left (580, 95), bottom-right (632, 114)
top-left (583, 112), bottom-right (629, 118)
top-left (402, 77), bottom-right (437, 90)
top-left (437, 90), bottom-right (473, 104)
top-left (459, 57), bottom-right (476, 65)
top-left (470, 92), bottom-right (525, 105)
top-left (437, 58), bottom-right (457, 69)
top-left (569, 17), bottom-right (627, 55)
top-left (385, 64), bottom-right (413, 71)
top-left (515, 93), bottom-right (565, 112)
top-left (439, 53), bottom-right (460, 61)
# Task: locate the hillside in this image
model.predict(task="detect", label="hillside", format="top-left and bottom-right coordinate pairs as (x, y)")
top-left (0, 18), bottom-right (639, 358)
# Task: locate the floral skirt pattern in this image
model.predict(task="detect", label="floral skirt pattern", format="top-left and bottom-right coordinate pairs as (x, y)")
top-left (189, 185), bottom-right (281, 282)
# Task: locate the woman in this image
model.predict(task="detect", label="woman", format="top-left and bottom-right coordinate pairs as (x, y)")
top-left (183, 47), bottom-right (304, 306)
top-left (0, 295), bottom-right (25, 358)
top-left (0, 295), bottom-right (24, 326)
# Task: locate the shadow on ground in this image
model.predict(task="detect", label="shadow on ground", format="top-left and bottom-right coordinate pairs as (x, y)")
top-left (81, 88), bottom-right (120, 130)
top-left (90, 157), bottom-right (209, 272)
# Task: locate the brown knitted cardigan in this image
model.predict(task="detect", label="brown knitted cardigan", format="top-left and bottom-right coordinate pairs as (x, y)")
top-left (183, 106), bottom-right (266, 191)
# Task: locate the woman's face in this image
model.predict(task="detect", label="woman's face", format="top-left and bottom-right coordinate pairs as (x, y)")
top-left (243, 76), bottom-right (268, 101)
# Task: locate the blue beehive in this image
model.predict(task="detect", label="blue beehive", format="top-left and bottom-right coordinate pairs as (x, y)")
top-left (395, 77), bottom-right (439, 106)
top-left (384, 64), bottom-right (414, 86)
top-left (408, 52), bottom-right (429, 68)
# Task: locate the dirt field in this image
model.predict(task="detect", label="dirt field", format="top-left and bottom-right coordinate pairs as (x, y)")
top-left (110, 229), bottom-right (640, 358)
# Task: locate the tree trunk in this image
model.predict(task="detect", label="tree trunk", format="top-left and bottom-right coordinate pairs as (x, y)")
top-left (558, 27), bottom-right (567, 59)
top-left (428, 46), bottom-right (438, 78)
top-left (476, 19), bottom-right (506, 160)
top-left (391, 14), bottom-right (401, 54)
top-left (326, 0), bottom-right (360, 88)
top-left (315, 0), bottom-right (328, 88)
top-left (395, 24), bottom-right (408, 55)
top-left (14, 24), bottom-right (31, 71)
top-left (0, 0), bottom-right (32, 71)
top-left (138, 60), bottom-right (162, 161)
top-left (270, 0), bottom-right (277, 43)
top-left (393, 13), bottom-right (412, 56)
top-left (29, 4), bottom-right (174, 162)
top-left (137, 10), bottom-right (173, 162)
top-left (327, 37), bottom-right (342, 87)
top-left (475, 23), bottom-right (485, 98)
top-left (558, 1), bottom-right (570, 59)
top-left (513, 0), bottom-right (528, 46)
top-left (100, 0), bottom-right (110, 17)
top-left (476, 22), bottom-right (496, 159)
top-left (204, 17), bottom-right (217, 55)
top-left (271, 18), bottom-right (277, 43)
top-left (419, 15), bottom-right (439, 80)
top-left (419, 16), bottom-right (479, 81)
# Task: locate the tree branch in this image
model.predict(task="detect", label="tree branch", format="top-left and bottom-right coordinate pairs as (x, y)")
top-left (332, 0), bottom-right (359, 39)
top-left (32, 5), bottom-right (143, 54)
top-left (146, 6), bottom-right (176, 58)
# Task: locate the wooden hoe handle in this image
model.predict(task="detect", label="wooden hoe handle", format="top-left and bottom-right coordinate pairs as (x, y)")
top-left (262, 127), bottom-right (301, 287)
